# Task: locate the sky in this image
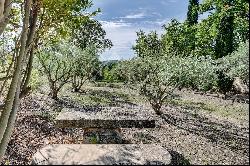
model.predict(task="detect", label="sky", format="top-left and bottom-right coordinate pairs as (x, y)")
top-left (89, 0), bottom-right (197, 61)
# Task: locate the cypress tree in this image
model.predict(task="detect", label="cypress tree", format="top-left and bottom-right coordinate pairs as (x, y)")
top-left (187, 0), bottom-right (199, 26)
top-left (214, 14), bottom-right (234, 59)
top-left (186, 0), bottom-right (199, 53)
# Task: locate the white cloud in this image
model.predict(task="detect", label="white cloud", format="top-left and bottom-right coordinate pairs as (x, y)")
top-left (169, 0), bottom-right (177, 2)
top-left (123, 12), bottom-right (146, 19)
top-left (161, 0), bottom-right (177, 5)
top-left (100, 46), bottom-right (135, 61)
top-left (154, 19), bottom-right (171, 26)
top-left (99, 20), bottom-right (165, 61)
top-left (100, 24), bottom-right (137, 61)
top-left (100, 20), bottom-right (131, 29)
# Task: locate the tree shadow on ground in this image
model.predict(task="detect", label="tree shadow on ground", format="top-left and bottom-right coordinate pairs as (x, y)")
top-left (55, 97), bottom-right (103, 113)
top-left (161, 109), bottom-right (249, 156)
top-left (168, 150), bottom-right (191, 165)
top-left (227, 93), bottom-right (249, 104)
top-left (193, 91), bottom-right (249, 104)
top-left (168, 100), bottom-right (215, 113)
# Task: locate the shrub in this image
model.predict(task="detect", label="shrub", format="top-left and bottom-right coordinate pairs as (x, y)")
top-left (36, 41), bottom-right (75, 99)
top-left (71, 46), bottom-right (100, 92)
top-left (124, 30), bottom-right (219, 115)
top-left (28, 68), bottom-right (43, 91)
top-left (218, 40), bottom-right (249, 86)
top-left (124, 54), bottom-right (218, 115)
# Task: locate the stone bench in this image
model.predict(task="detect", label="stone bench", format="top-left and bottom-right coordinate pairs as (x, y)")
top-left (32, 144), bottom-right (171, 165)
top-left (55, 107), bottom-right (156, 129)
top-left (55, 107), bottom-right (157, 143)
top-left (31, 108), bottom-right (172, 164)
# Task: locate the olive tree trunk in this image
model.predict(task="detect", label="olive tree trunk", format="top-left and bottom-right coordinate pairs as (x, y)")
top-left (50, 83), bottom-right (59, 100)
top-left (72, 75), bottom-right (87, 92)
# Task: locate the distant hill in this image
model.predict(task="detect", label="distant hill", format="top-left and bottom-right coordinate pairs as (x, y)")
top-left (101, 60), bottom-right (119, 67)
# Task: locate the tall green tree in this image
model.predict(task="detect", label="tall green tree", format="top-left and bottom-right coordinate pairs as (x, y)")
top-left (162, 20), bottom-right (195, 57)
top-left (186, 0), bottom-right (199, 52)
top-left (133, 30), bottom-right (164, 58)
top-left (214, 0), bottom-right (234, 59)
top-left (214, 12), bottom-right (234, 59)
top-left (199, 0), bottom-right (249, 58)
top-left (187, 0), bottom-right (199, 26)
top-left (72, 18), bottom-right (112, 52)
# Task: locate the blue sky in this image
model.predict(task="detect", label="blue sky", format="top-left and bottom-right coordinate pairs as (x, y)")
top-left (90, 0), bottom-right (196, 61)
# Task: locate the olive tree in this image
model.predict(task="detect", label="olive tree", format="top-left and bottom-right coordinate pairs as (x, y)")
top-left (125, 55), bottom-right (218, 115)
top-left (70, 16), bottom-right (112, 91)
top-left (71, 46), bottom-right (100, 92)
top-left (218, 40), bottom-right (249, 87)
top-left (125, 56), bottom-right (180, 115)
top-left (37, 41), bottom-right (75, 99)
top-left (19, 0), bottom-right (99, 99)
top-left (125, 31), bottom-right (218, 115)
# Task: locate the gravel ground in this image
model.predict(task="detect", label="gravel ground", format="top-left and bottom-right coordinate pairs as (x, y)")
top-left (1, 89), bottom-right (249, 165)
top-left (122, 105), bottom-right (249, 165)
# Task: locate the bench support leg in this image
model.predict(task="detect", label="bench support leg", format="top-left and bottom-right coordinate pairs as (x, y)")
top-left (83, 128), bottom-right (123, 144)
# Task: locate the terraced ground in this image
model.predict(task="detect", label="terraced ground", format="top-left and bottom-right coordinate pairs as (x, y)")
top-left (1, 83), bottom-right (249, 165)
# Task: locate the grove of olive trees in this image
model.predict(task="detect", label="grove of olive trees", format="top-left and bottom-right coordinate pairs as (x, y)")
top-left (0, 0), bottom-right (249, 164)
top-left (115, 0), bottom-right (249, 115)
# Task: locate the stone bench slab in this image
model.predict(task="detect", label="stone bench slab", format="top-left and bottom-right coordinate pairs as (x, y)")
top-left (32, 144), bottom-right (171, 165)
top-left (55, 107), bottom-right (156, 128)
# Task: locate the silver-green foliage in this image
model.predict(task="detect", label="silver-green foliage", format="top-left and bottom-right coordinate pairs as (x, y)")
top-left (71, 45), bottom-right (100, 92)
top-left (124, 56), bottom-right (178, 114)
top-left (218, 40), bottom-right (249, 85)
top-left (123, 30), bottom-right (219, 114)
top-left (176, 55), bottom-right (218, 91)
top-left (28, 68), bottom-right (42, 91)
top-left (37, 41), bottom-right (76, 99)
top-left (122, 54), bottom-right (218, 114)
